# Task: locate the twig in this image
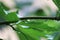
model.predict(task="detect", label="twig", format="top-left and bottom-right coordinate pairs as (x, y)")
top-left (0, 16), bottom-right (60, 24)
top-left (20, 16), bottom-right (60, 20)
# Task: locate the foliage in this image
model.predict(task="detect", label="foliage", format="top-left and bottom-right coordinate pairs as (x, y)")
top-left (0, 0), bottom-right (60, 40)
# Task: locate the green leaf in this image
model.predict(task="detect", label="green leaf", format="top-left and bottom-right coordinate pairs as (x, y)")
top-left (0, 2), bottom-right (19, 23)
top-left (5, 12), bottom-right (19, 22)
top-left (16, 24), bottom-right (46, 40)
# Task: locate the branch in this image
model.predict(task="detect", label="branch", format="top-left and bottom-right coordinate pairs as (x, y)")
top-left (20, 16), bottom-right (60, 20)
top-left (0, 16), bottom-right (60, 24)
